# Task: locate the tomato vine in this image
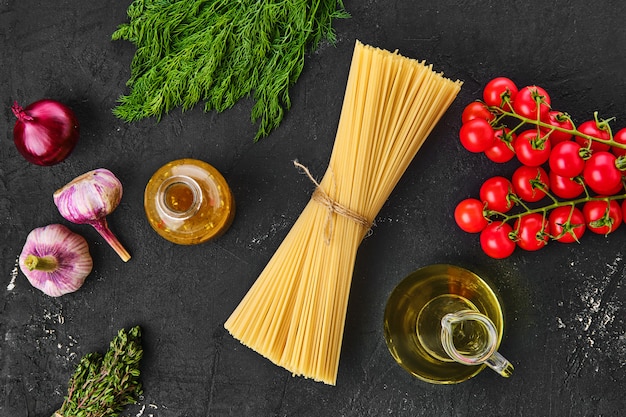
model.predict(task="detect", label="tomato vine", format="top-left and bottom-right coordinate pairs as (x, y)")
top-left (455, 77), bottom-right (626, 258)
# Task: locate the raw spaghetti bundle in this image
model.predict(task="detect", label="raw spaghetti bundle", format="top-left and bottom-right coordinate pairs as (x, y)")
top-left (225, 40), bottom-right (462, 385)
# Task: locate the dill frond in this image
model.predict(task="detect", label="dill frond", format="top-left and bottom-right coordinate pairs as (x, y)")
top-left (112, 0), bottom-right (349, 141)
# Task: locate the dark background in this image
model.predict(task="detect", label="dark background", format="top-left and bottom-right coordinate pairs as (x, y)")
top-left (1, 1), bottom-right (625, 416)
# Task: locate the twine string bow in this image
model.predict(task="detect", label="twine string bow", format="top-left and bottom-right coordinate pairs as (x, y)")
top-left (293, 160), bottom-right (373, 244)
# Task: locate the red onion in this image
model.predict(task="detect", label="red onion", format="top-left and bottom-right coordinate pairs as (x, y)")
top-left (12, 99), bottom-right (80, 166)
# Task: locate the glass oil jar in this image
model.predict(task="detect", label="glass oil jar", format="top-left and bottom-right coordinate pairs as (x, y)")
top-left (144, 158), bottom-right (235, 245)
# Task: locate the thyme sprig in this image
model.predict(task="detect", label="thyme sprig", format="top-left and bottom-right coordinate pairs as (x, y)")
top-left (53, 326), bottom-right (143, 417)
top-left (112, 0), bottom-right (349, 141)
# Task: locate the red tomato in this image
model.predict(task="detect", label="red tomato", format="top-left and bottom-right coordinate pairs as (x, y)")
top-left (512, 166), bottom-right (549, 202)
top-left (549, 171), bottom-right (584, 199)
top-left (455, 198), bottom-right (488, 233)
top-left (514, 213), bottom-right (549, 251)
top-left (480, 176), bottom-right (514, 213)
top-left (583, 199), bottom-right (622, 235)
top-left (549, 140), bottom-right (585, 178)
top-left (483, 77), bottom-right (518, 110)
top-left (612, 127), bottom-right (626, 157)
top-left (480, 222), bottom-right (516, 259)
top-left (512, 85), bottom-right (551, 121)
top-left (541, 111), bottom-right (574, 145)
top-left (484, 139), bottom-right (515, 163)
top-left (548, 206), bottom-right (586, 243)
top-left (513, 129), bottom-right (551, 167)
top-left (576, 120), bottom-right (611, 152)
top-left (484, 128), bottom-right (516, 163)
top-left (459, 118), bottom-right (495, 153)
top-left (462, 101), bottom-right (495, 123)
top-left (609, 182), bottom-right (625, 195)
top-left (583, 151), bottom-right (622, 195)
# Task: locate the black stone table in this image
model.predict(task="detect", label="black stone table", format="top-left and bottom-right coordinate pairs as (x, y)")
top-left (1, 1), bottom-right (625, 416)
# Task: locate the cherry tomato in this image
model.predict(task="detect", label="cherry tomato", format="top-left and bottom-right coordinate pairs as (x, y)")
top-left (459, 118), bottom-right (495, 153)
top-left (455, 198), bottom-right (488, 233)
top-left (512, 85), bottom-right (551, 121)
top-left (541, 111), bottom-right (574, 145)
top-left (548, 206), bottom-right (586, 243)
top-left (462, 101), bottom-right (495, 123)
top-left (480, 222), bottom-right (516, 259)
top-left (514, 213), bottom-right (549, 251)
top-left (484, 128), bottom-right (516, 163)
top-left (549, 171), bottom-right (584, 199)
top-left (583, 151), bottom-right (622, 195)
top-left (480, 176), bottom-right (514, 213)
top-left (610, 182), bottom-right (625, 195)
top-left (576, 120), bottom-right (611, 152)
top-left (483, 77), bottom-right (518, 110)
top-left (549, 140), bottom-right (585, 178)
top-left (512, 165), bottom-right (549, 202)
top-left (583, 198), bottom-right (622, 235)
top-left (513, 130), bottom-right (551, 167)
top-left (612, 127), bottom-right (626, 157)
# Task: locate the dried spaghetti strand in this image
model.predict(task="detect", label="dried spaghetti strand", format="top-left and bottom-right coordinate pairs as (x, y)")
top-left (225, 40), bottom-right (462, 385)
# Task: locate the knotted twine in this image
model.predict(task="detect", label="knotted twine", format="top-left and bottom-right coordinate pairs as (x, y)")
top-left (293, 160), bottom-right (374, 244)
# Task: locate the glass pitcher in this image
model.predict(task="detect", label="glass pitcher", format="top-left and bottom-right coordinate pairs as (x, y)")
top-left (383, 264), bottom-right (513, 384)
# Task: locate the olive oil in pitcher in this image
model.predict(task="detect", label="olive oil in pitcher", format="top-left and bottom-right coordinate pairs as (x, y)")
top-left (383, 264), bottom-right (511, 384)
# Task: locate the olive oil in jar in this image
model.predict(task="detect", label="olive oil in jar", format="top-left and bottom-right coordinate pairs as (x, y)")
top-left (164, 181), bottom-right (196, 213)
top-left (144, 158), bottom-right (235, 245)
top-left (383, 264), bottom-right (504, 384)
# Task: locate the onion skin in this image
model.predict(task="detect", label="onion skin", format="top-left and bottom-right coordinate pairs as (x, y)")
top-left (12, 99), bottom-right (80, 166)
top-left (19, 224), bottom-right (93, 297)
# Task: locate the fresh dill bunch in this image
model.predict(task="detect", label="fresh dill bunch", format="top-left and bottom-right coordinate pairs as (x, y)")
top-left (53, 326), bottom-right (143, 417)
top-left (112, 0), bottom-right (350, 141)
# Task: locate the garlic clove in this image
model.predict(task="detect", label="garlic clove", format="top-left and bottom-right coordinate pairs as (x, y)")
top-left (19, 224), bottom-right (93, 297)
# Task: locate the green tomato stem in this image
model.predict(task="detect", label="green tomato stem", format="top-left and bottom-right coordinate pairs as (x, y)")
top-left (489, 105), bottom-right (626, 150)
top-left (490, 192), bottom-right (626, 224)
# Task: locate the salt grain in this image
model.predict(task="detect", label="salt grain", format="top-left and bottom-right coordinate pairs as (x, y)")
top-left (559, 253), bottom-right (626, 369)
top-left (7, 257), bottom-right (18, 291)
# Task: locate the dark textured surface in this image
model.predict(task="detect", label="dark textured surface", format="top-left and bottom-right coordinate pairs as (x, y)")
top-left (1, 1), bottom-right (626, 416)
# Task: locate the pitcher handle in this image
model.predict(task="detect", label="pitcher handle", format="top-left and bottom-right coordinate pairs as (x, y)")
top-left (441, 310), bottom-right (514, 378)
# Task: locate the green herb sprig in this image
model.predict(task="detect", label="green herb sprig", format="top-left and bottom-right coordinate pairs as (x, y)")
top-left (53, 326), bottom-right (143, 417)
top-left (112, 0), bottom-right (350, 141)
